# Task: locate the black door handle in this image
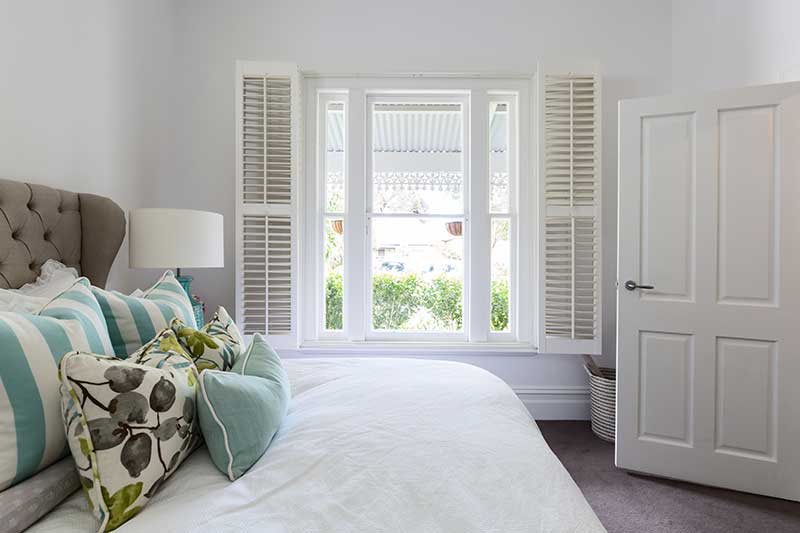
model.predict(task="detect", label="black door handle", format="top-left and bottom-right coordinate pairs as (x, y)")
top-left (624, 280), bottom-right (655, 291)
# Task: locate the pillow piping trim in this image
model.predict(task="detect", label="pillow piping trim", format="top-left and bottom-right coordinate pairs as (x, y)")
top-left (141, 270), bottom-right (173, 298)
top-left (198, 372), bottom-right (236, 481)
top-left (35, 276), bottom-right (88, 313)
top-left (59, 351), bottom-right (112, 533)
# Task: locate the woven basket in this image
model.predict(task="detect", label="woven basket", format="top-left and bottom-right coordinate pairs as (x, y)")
top-left (584, 363), bottom-right (616, 442)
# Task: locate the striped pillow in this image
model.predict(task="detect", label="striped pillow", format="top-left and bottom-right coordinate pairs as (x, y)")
top-left (0, 278), bottom-right (113, 490)
top-left (92, 271), bottom-right (198, 358)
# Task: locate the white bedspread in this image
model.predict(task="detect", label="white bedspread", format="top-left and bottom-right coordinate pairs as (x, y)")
top-left (30, 358), bottom-right (604, 533)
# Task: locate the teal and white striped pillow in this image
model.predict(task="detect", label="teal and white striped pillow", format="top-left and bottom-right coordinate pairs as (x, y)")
top-left (0, 278), bottom-right (113, 490)
top-left (92, 271), bottom-right (198, 358)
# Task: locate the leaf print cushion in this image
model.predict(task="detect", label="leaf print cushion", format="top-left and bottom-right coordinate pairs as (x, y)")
top-left (130, 327), bottom-right (193, 367)
top-left (59, 342), bottom-right (200, 532)
top-left (171, 306), bottom-right (246, 371)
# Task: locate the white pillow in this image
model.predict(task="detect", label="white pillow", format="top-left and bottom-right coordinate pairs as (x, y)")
top-left (0, 259), bottom-right (79, 312)
top-left (16, 259), bottom-right (79, 297)
top-left (0, 291), bottom-right (48, 313)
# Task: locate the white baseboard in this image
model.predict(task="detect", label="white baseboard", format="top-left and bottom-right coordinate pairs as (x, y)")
top-left (512, 386), bottom-right (591, 420)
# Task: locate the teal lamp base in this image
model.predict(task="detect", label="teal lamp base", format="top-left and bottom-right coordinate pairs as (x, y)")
top-left (176, 269), bottom-right (205, 326)
top-left (176, 273), bottom-right (193, 296)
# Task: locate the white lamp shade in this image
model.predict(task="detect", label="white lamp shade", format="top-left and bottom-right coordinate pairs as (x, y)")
top-left (129, 208), bottom-right (224, 269)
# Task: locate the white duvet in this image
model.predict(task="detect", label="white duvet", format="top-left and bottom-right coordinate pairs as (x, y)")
top-left (30, 358), bottom-right (604, 533)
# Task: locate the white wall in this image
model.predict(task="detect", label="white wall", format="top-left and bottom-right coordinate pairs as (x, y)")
top-left (0, 0), bottom-right (791, 418)
top-left (0, 0), bottom-right (174, 291)
top-left (150, 0), bottom-right (673, 417)
top-left (672, 0), bottom-right (800, 91)
top-left (1, 0), bottom-right (678, 418)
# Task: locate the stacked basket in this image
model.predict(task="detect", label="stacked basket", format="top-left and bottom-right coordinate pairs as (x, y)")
top-left (584, 356), bottom-right (616, 442)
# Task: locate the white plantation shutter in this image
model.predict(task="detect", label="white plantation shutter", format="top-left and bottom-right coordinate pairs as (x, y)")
top-left (537, 69), bottom-right (602, 354)
top-left (236, 62), bottom-right (300, 347)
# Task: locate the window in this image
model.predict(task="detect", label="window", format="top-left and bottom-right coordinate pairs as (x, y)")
top-left (489, 100), bottom-right (513, 333)
top-left (321, 97), bottom-right (345, 331)
top-left (369, 96), bottom-right (467, 335)
top-left (236, 64), bottom-right (601, 354)
top-left (304, 77), bottom-right (531, 345)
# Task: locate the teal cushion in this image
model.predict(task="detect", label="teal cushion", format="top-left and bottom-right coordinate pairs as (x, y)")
top-left (197, 334), bottom-right (290, 480)
top-left (231, 332), bottom-right (284, 380)
top-left (0, 278), bottom-right (114, 490)
top-left (92, 271), bottom-right (198, 358)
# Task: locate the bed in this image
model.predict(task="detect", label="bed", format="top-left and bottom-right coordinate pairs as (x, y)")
top-left (1, 179), bottom-right (604, 532)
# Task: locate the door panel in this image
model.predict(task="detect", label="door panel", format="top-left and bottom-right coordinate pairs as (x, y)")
top-left (617, 83), bottom-right (800, 501)
top-left (718, 105), bottom-right (778, 305)
top-left (638, 331), bottom-right (694, 445)
top-left (714, 337), bottom-right (776, 461)
top-left (640, 113), bottom-right (696, 302)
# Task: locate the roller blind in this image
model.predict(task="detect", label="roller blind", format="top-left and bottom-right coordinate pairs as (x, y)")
top-left (236, 62), bottom-right (299, 347)
top-left (537, 69), bottom-right (602, 354)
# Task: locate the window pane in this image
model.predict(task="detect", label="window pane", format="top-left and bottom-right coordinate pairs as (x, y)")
top-left (491, 218), bottom-right (510, 332)
top-left (325, 102), bottom-right (345, 213)
top-left (371, 217), bottom-right (463, 331)
top-left (324, 217), bottom-right (344, 330)
top-left (372, 102), bottom-right (463, 214)
top-left (490, 102), bottom-right (510, 213)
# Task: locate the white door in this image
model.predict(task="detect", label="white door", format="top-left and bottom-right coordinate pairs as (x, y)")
top-left (617, 82), bottom-right (800, 501)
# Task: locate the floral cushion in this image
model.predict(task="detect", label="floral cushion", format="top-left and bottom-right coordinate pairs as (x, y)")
top-left (59, 333), bottom-right (200, 532)
top-left (170, 306), bottom-right (245, 372)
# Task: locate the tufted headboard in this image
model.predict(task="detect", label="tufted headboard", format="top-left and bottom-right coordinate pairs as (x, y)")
top-left (0, 179), bottom-right (125, 289)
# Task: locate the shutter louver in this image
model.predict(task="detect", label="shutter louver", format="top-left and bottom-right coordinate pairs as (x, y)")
top-left (265, 77), bottom-right (292, 205)
top-left (266, 216), bottom-right (292, 333)
top-left (538, 70), bottom-right (601, 354)
top-left (236, 63), bottom-right (299, 346)
top-left (242, 77), bottom-right (267, 204)
top-left (241, 75), bottom-right (293, 205)
top-left (241, 215), bottom-right (267, 333)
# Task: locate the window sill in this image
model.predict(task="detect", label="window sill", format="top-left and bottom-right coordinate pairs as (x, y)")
top-left (288, 340), bottom-right (538, 357)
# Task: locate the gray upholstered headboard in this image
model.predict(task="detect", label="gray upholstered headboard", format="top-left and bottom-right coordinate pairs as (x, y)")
top-left (0, 179), bottom-right (125, 289)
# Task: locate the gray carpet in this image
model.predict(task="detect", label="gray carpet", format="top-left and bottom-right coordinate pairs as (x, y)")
top-left (538, 421), bottom-right (800, 533)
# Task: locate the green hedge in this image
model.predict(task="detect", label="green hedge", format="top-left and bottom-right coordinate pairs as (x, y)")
top-left (325, 274), bottom-right (509, 331)
top-left (421, 276), bottom-right (463, 330)
top-left (490, 279), bottom-right (509, 331)
top-left (325, 273), bottom-right (343, 330)
top-left (371, 273), bottom-right (425, 330)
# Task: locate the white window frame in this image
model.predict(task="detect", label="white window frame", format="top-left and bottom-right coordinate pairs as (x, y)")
top-left (302, 75), bottom-right (533, 349)
top-left (487, 93), bottom-right (519, 341)
top-left (366, 92), bottom-right (469, 342)
top-left (315, 92), bottom-right (348, 341)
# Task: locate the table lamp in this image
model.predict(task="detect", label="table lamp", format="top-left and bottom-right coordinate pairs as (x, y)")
top-left (129, 208), bottom-right (224, 324)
